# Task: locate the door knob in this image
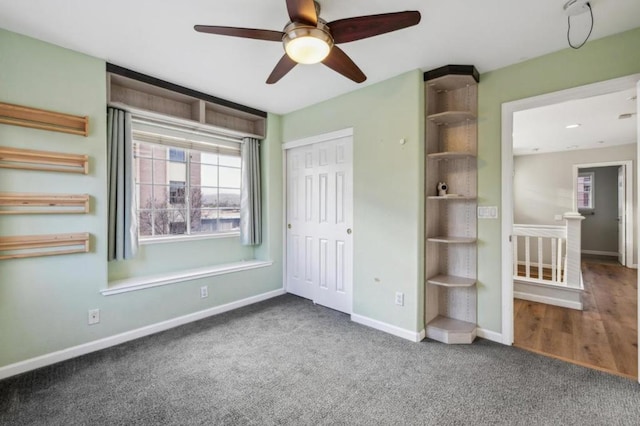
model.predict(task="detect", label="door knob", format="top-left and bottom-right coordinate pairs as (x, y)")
top-left (287, 224), bottom-right (292, 229)
top-left (347, 228), bottom-right (352, 235)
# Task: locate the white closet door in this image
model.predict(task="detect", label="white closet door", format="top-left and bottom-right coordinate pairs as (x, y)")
top-left (285, 135), bottom-right (353, 314)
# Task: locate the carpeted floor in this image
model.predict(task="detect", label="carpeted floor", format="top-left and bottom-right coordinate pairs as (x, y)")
top-left (1, 294), bottom-right (640, 425)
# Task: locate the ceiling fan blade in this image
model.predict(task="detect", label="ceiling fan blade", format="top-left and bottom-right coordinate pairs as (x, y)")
top-left (329, 11), bottom-right (421, 44)
top-left (194, 25), bottom-right (284, 42)
top-left (286, 0), bottom-right (318, 26)
top-left (266, 54), bottom-right (298, 84)
top-left (322, 46), bottom-right (366, 83)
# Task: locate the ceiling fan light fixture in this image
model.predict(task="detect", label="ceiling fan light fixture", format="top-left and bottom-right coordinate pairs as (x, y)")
top-left (283, 25), bottom-right (333, 64)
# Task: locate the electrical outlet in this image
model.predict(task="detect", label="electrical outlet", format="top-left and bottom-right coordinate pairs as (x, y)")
top-left (88, 309), bottom-right (100, 325)
top-left (395, 292), bottom-right (404, 306)
top-left (200, 286), bottom-right (208, 299)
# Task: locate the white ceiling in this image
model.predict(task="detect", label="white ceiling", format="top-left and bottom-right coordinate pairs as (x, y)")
top-left (513, 88), bottom-right (637, 156)
top-left (0, 0), bottom-right (639, 114)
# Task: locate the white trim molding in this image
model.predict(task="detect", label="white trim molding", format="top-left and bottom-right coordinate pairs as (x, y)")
top-left (103, 260), bottom-right (273, 296)
top-left (581, 250), bottom-right (619, 257)
top-left (477, 328), bottom-right (503, 343)
top-left (282, 128), bottom-right (353, 150)
top-left (514, 291), bottom-right (583, 310)
top-left (0, 288), bottom-right (286, 380)
top-left (351, 314), bottom-right (425, 342)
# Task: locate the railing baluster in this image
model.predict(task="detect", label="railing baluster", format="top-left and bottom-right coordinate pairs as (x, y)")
top-left (525, 236), bottom-right (530, 278)
top-left (557, 238), bottom-right (563, 284)
top-left (551, 238), bottom-right (557, 282)
top-left (537, 237), bottom-right (543, 280)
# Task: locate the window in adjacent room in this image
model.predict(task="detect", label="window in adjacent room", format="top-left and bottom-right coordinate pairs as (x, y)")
top-left (577, 172), bottom-right (594, 210)
top-left (133, 124), bottom-right (242, 240)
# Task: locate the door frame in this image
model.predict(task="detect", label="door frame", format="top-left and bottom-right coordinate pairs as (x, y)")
top-left (501, 73), bottom-right (640, 347)
top-left (571, 161), bottom-right (634, 267)
top-left (281, 128), bottom-right (354, 308)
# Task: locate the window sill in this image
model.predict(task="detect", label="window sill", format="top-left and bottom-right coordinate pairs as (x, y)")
top-left (139, 232), bottom-right (240, 245)
top-left (102, 259), bottom-right (273, 296)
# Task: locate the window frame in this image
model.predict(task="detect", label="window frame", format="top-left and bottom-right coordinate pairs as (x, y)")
top-left (132, 121), bottom-right (243, 243)
top-left (577, 171), bottom-right (595, 211)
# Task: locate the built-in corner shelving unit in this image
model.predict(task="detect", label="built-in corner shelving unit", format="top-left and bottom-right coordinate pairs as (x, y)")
top-left (424, 65), bottom-right (479, 345)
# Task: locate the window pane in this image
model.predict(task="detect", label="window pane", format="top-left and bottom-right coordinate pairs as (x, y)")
top-left (137, 184), bottom-right (154, 210)
top-left (195, 186), bottom-right (218, 207)
top-left (200, 164), bottom-right (219, 187)
top-left (167, 160), bottom-right (187, 183)
top-left (219, 189), bottom-right (240, 209)
top-left (219, 152), bottom-right (241, 167)
top-left (169, 148), bottom-right (186, 163)
top-left (193, 209), bottom-right (218, 234)
top-left (152, 145), bottom-right (167, 160)
top-left (134, 142), bottom-right (153, 159)
top-left (138, 210), bottom-right (153, 237)
top-left (136, 158), bottom-right (153, 184)
top-left (169, 181), bottom-right (186, 205)
top-left (153, 185), bottom-right (169, 208)
top-left (219, 166), bottom-right (241, 188)
top-left (198, 152), bottom-right (218, 165)
top-left (219, 208), bottom-right (240, 231)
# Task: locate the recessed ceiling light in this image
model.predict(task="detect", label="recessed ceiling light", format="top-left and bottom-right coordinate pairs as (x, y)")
top-left (532, 148), bottom-right (540, 152)
top-left (597, 141), bottom-right (605, 144)
top-left (566, 145), bottom-right (579, 149)
top-left (565, 124), bottom-right (581, 129)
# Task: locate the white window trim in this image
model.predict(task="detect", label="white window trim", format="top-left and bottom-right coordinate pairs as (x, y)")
top-left (139, 231), bottom-right (240, 245)
top-left (103, 260), bottom-right (273, 295)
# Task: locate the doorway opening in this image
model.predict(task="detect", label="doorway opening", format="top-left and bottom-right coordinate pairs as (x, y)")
top-left (502, 74), bottom-right (639, 380)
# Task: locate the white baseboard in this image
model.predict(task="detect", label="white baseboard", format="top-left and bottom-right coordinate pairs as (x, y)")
top-left (514, 291), bottom-right (583, 310)
top-left (581, 250), bottom-right (618, 257)
top-left (351, 313), bottom-right (424, 342)
top-left (0, 288), bottom-right (286, 381)
top-left (477, 328), bottom-right (503, 343)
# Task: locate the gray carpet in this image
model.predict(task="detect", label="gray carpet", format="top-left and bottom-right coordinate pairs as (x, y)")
top-left (1, 294), bottom-right (639, 425)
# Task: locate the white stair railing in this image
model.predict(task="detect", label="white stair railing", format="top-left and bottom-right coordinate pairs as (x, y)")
top-left (512, 212), bottom-right (584, 288)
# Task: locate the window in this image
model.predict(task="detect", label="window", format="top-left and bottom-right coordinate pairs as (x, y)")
top-left (133, 126), bottom-right (242, 240)
top-left (577, 172), bottom-right (594, 210)
top-left (169, 148), bottom-right (186, 163)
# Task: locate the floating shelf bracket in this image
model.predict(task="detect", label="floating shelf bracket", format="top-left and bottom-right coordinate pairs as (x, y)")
top-left (0, 146), bottom-right (89, 174)
top-left (0, 102), bottom-right (88, 136)
top-left (0, 193), bottom-right (90, 215)
top-left (0, 233), bottom-right (90, 260)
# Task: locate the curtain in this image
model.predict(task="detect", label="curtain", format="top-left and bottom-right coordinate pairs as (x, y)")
top-left (107, 107), bottom-right (138, 261)
top-left (240, 137), bottom-right (262, 245)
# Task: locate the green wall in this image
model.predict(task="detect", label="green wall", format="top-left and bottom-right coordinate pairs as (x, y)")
top-left (0, 29), bottom-right (283, 368)
top-left (477, 27), bottom-right (640, 332)
top-left (282, 70), bottom-right (425, 332)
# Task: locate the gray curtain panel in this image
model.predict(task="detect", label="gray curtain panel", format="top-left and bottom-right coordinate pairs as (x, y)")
top-left (240, 137), bottom-right (262, 245)
top-left (107, 107), bottom-right (138, 261)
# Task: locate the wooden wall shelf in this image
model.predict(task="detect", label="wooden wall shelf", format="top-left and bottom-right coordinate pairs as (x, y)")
top-left (0, 102), bottom-right (88, 136)
top-left (0, 233), bottom-right (90, 260)
top-left (0, 193), bottom-right (89, 215)
top-left (0, 147), bottom-right (88, 174)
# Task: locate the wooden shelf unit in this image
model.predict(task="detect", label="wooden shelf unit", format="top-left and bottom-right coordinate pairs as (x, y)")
top-left (108, 71), bottom-right (266, 138)
top-left (0, 146), bottom-right (89, 174)
top-left (0, 193), bottom-right (89, 215)
top-left (0, 102), bottom-right (88, 136)
top-left (424, 65), bottom-right (479, 345)
top-left (0, 233), bottom-right (90, 260)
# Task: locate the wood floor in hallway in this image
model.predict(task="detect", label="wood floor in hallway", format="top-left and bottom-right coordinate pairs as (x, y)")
top-left (514, 257), bottom-right (638, 379)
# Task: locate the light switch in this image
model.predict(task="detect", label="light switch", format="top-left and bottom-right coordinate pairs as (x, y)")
top-left (478, 206), bottom-right (498, 219)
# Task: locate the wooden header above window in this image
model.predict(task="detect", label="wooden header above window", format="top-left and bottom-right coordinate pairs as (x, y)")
top-left (107, 64), bottom-right (266, 138)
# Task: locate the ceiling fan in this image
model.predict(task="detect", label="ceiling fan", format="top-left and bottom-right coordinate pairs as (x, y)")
top-left (194, 0), bottom-right (421, 84)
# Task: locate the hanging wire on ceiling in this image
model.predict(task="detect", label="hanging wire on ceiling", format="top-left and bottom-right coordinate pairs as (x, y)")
top-left (567, 2), bottom-right (594, 49)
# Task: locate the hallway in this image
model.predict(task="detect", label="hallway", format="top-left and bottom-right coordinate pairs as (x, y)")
top-left (514, 257), bottom-right (638, 379)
